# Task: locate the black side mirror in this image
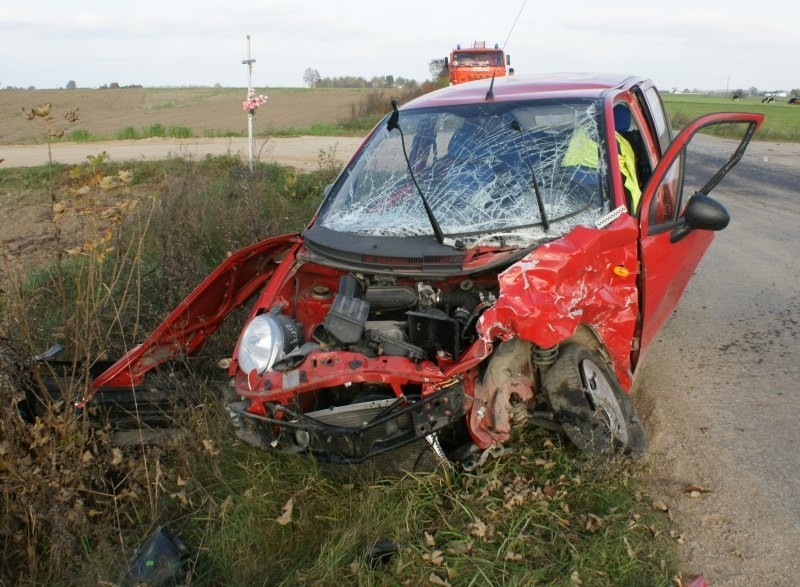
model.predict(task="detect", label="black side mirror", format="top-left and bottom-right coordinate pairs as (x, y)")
top-left (670, 193), bottom-right (730, 243)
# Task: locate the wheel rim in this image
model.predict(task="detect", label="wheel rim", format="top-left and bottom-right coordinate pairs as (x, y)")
top-left (578, 359), bottom-right (628, 445)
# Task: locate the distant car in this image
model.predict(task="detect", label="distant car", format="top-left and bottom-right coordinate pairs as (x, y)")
top-left (90, 74), bottom-right (763, 470)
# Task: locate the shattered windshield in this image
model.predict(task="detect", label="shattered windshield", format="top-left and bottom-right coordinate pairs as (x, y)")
top-left (316, 99), bottom-right (609, 247)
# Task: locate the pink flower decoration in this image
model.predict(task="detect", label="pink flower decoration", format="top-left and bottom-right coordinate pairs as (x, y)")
top-left (242, 89), bottom-right (267, 112)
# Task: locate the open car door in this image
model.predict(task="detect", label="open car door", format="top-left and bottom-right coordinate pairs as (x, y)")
top-left (636, 112), bottom-right (764, 361)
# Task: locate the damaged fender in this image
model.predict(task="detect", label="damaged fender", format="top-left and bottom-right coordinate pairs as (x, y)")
top-left (92, 234), bottom-right (300, 391)
top-left (478, 216), bottom-right (640, 390)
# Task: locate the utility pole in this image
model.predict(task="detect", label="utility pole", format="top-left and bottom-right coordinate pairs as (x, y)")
top-left (242, 35), bottom-right (256, 169)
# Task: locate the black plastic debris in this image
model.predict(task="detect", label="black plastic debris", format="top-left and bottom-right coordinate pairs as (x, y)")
top-left (123, 526), bottom-right (190, 586)
top-left (365, 539), bottom-right (398, 568)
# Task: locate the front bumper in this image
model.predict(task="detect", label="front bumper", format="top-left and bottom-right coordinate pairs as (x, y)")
top-left (227, 383), bottom-right (466, 464)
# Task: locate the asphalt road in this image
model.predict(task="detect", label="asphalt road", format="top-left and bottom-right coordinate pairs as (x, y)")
top-left (635, 136), bottom-right (800, 584)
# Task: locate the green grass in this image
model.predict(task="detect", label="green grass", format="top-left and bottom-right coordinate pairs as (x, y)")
top-left (0, 152), bottom-right (680, 584)
top-left (65, 128), bottom-right (92, 142)
top-left (662, 93), bottom-right (800, 141)
top-left (114, 124), bottom-right (195, 140)
top-left (177, 428), bottom-right (677, 585)
top-left (202, 128), bottom-right (244, 138)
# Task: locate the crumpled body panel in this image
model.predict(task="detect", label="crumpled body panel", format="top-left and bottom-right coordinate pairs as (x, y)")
top-left (478, 216), bottom-right (640, 389)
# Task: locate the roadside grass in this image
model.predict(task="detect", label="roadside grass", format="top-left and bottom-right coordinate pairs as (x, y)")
top-left (179, 426), bottom-right (677, 585)
top-left (663, 93), bottom-right (800, 141)
top-left (114, 124), bottom-right (195, 140)
top-left (0, 150), bottom-right (679, 584)
top-left (65, 128), bottom-right (92, 142)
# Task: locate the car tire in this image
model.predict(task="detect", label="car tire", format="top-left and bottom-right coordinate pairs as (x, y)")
top-left (543, 343), bottom-right (645, 455)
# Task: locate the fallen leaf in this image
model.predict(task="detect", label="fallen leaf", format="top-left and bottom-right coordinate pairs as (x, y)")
top-left (504, 551), bottom-right (523, 562)
top-left (422, 550), bottom-right (445, 566)
top-left (585, 513), bottom-right (604, 533)
top-left (685, 484), bottom-right (711, 498)
top-left (424, 531), bottom-right (436, 548)
top-left (170, 491), bottom-right (190, 507)
top-left (468, 518), bottom-right (488, 539)
top-left (624, 536), bottom-right (635, 558)
top-left (109, 447), bottom-right (123, 466)
top-left (99, 176), bottom-right (118, 190)
top-left (652, 499), bottom-right (669, 512)
top-left (81, 450), bottom-right (94, 463)
top-left (202, 439), bottom-right (219, 456)
top-left (429, 573), bottom-right (451, 586)
top-left (276, 497), bottom-right (294, 525)
top-left (571, 570), bottom-right (583, 586)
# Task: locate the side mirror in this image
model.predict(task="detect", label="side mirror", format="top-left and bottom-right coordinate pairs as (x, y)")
top-left (506, 55), bottom-right (511, 66)
top-left (670, 193), bottom-right (730, 243)
top-left (444, 57), bottom-right (449, 69)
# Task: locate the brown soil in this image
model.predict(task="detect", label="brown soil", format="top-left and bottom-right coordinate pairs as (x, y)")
top-left (0, 87), bottom-right (370, 144)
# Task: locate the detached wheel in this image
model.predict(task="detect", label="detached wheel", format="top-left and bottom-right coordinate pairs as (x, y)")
top-left (543, 344), bottom-right (645, 455)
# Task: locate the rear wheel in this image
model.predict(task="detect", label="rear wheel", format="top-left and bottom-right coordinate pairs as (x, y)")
top-left (543, 344), bottom-right (645, 455)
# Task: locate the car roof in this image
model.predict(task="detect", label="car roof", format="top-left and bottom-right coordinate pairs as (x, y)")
top-left (404, 73), bottom-right (643, 109)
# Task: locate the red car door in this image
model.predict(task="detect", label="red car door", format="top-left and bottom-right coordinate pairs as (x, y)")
top-left (636, 112), bottom-right (764, 360)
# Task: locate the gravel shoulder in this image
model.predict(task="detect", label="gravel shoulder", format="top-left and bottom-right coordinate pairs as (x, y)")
top-left (0, 136), bottom-right (364, 171)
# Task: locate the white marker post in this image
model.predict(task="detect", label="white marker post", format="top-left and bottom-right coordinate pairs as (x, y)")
top-left (242, 35), bottom-right (256, 169)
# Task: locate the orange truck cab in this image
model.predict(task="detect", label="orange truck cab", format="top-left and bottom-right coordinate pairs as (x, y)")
top-left (446, 41), bottom-right (510, 85)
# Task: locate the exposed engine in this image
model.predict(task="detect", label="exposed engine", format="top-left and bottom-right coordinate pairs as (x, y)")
top-left (322, 274), bottom-right (495, 360)
top-left (258, 272), bottom-right (497, 373)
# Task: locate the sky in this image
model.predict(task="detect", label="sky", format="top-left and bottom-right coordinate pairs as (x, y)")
top-left (1, 0), bottom-right (797, 93)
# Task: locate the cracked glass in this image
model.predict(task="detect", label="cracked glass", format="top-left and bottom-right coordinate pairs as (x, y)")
top-left (317, 99), bottom-right (610, 247)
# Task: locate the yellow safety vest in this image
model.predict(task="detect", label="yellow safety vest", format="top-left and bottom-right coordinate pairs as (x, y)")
top-left (615, 132), bottom-right (641, 213)
top-left (561, 128), bottom-right (641, 213)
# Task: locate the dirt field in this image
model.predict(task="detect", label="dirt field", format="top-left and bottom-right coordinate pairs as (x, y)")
top-left (0, 86), bottom-right (372, 144)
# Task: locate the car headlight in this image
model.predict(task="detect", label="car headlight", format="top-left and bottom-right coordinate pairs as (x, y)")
top-left (237, 314), bottom-right (302, 375)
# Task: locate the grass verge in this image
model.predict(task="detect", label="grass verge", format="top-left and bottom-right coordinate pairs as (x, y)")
top-left (663, 93), bottom-right (800, 141)
top-left (0, 148), bottom-right (681, 585)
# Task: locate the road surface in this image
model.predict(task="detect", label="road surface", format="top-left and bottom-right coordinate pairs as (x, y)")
top-left (0, 136), bottom-right (365, 171)
top-left (636, 135), bottom-right (800, 584)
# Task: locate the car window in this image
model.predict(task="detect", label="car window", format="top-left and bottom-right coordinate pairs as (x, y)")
top-left (641, 87), bottom-right (672, 154)
top-left (317, 99), bottom-right (610, 247)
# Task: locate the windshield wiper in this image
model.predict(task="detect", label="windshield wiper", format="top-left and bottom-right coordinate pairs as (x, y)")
top-left (511, 120), bottom-right (550, 232)
top-left (387, 100), bottom-right (445, 244)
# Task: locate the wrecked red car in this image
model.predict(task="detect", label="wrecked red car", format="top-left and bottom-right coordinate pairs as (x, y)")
top-left (89, 74), bottom-right (763, 468)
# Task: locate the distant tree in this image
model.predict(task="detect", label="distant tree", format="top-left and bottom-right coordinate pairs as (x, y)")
top-left (66, 80), bottom-right (77, 90)
top-left (791, 88), bottom-right (800, 97)
top-left (303, 68), bottom-right (321, 88)
top-left (732, 89), bottom-right (744, 100)
top-left (429, 58), bottom-right (447, 80)
top-left (747, 86), bottom-right (758, 96)
top-left (109, 82), bottom-right (120, 89)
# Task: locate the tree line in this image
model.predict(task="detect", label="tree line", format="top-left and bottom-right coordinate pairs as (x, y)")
top-left (303, 60), bottom-right (449, 90)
